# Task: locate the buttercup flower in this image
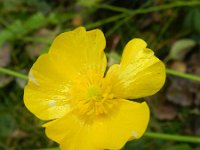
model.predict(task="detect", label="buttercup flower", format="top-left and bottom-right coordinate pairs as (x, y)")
top-left (24, 27), bottom-right (165, 150)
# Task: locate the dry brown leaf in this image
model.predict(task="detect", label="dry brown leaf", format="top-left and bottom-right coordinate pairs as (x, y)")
top-left (11, 129), bottom-right (29, 139)
top-left (72, 15), bottom-right (83, 26)
top-left (0, 43), bottom-right (11, 67)
top-left (167, 77), bottom-right (193, 106)
top-left (155, 103), bottom-right (177, 120)
top-left (171, 61), bottom-right (187, 72)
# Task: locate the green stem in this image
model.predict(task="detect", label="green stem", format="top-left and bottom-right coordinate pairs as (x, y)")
top-left (166, 68), bottom-right (200, 82)
top-left (105, 15), bottom-right (132, 37)
top-left (97, 1), bottom-right (200, 14)
top-left (96, 4), bottom-right (133, 14)
top-left (0, 67), bottom-right (28, 80)
top-left (144, 132), bottom-right (200, 143)
top-left (85, 13), bottom-right (126, 29)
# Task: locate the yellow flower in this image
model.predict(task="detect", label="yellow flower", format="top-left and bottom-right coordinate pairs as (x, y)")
top-left (24, 27), bottom-right (166, 150)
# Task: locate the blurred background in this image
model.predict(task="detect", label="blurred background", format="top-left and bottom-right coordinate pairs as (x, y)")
top-left (0, 0), bottom-right (200, 149)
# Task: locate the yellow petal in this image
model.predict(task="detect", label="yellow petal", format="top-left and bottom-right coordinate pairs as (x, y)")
top-left (105, 38), bottom-right (166, 99)
top-left (49, 27), bottom-right (107, 79)
top-left (92, 100), bottom-right (149, 149)
top-left (44, 100), bottom-right (149, 150)
top-left (44, 113), bottom-right (99, 150)
top-left (121, 38), bottom-right (147, 66)
top-left (24, 54), bottom-right (70, 120)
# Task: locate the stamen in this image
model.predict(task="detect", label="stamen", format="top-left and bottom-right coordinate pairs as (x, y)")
top-left (69, 70), bottom-right (118, 120)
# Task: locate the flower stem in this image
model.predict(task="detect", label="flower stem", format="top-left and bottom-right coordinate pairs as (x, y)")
top-left (85, 13), bottom-right (126, 29)
top-left (166, 68), bottom-right (200, 82)
top-left (144, 132), bottom-right (200, 143)
top-left (97, 1), bottom-right (200, 14)
top-left (0, 67), bottom-right (28, 80)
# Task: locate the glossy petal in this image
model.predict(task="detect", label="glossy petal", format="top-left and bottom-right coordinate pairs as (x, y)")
top-left (49, 27), bottom-right (107, 79)
top-left (24, 54), bottom-right (70, 120)
top-left (44, 113), bottom-right (98, 150)
top-left (106, 38), bottom-right (166, 99)
top-left (92, 100), bottom-right (149, 149)
top-left (44, 100), bottom-right (149, 150)
top-left (24, 27), bottom-right (107, 120)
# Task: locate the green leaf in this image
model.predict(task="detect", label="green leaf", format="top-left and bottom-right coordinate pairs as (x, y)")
top-left (184, 7), bottom-right (200, 33)
top-left (0, 20), bottom-right (24, 46)
top-left (193, 8), bottom-right (200, 33)
top-left (0, 30), bottom-right (13, 46)
top-left (0, 20), bottom-right (25, 46)
top-left (8, 20), bottom-right (25, 36)
top-left (0, 12), bottom-right (48, 47)
top-left (77, 0), bottom-right (103, 7)
top-left (0, 114), bottom-right (15, 137)
top-left (168, 39), bottom-right (196, 60)
top-left (184, 9), bottom-right (195, 29)
top-left (24, 12), bottom-right (46, 32)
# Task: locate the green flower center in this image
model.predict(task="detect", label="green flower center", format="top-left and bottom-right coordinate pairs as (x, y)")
top-left (87, 86), bottom-right (102, 101)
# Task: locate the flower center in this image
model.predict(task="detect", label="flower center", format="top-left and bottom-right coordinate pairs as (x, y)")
top-left (87, 86), bottom-right (102, 101)
top-left (69, 70), bottom-right (118, 121)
